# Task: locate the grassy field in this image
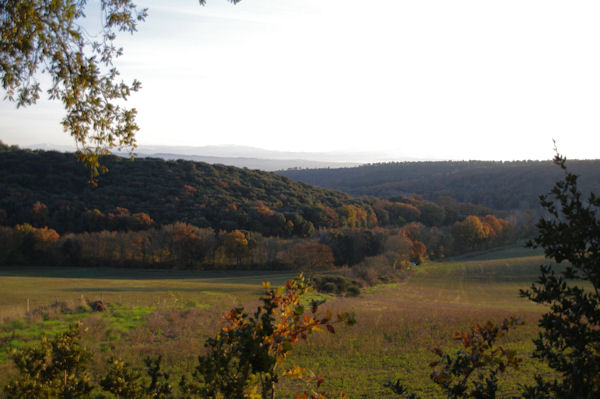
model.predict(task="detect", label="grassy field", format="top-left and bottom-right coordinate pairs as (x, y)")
top-left (0, 247), bottom-right (552, 397)
top-left (283, 247), bottom-right (550, 398)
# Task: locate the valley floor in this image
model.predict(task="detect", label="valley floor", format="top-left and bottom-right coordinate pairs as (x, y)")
top-left (0, 247), bottom-right (550, 398)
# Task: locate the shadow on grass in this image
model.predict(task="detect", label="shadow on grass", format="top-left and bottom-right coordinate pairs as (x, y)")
top-left (0, 266), bottom-right (294, 282)
top-left (442, 245), bottom-right (544, 262)
top-left (58, 287), bottom-right (264, 294)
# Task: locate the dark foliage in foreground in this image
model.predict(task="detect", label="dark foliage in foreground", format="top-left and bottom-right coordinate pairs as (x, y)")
top-left (389, 154), bottom-right (600, 398)
top-left (520, 152), bottom-right (600, 398)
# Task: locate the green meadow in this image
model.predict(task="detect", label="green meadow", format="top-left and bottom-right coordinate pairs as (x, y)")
top-left (0, 247), bottom-right (551, 397)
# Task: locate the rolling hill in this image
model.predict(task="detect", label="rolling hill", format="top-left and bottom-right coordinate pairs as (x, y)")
top-left (0, 147), bottom-right (375, 236)
top-left (278, 160), bottom-right (600, 210)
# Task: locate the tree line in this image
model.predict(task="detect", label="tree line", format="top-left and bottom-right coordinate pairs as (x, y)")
top-left (0, 214), bottom-right (517, 278)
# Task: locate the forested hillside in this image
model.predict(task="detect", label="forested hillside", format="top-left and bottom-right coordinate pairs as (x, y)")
top-left (0, 147), bottom-right (372, 236)
top-left (278, 160), bottom-right (600, 210)
top-left (0, 146), bottom-right (528, 271)
top-left (0, 146), bottom-right (509, 236)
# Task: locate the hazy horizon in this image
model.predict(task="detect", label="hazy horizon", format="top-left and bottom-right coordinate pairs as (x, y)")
top-left (20, 142), bottom-right (579, 165)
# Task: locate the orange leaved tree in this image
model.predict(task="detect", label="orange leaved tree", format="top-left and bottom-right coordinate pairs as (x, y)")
top-left (180, 275), bottom-right (355, 399)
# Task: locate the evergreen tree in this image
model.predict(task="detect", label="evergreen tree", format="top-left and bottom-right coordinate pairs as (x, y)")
top-left (521, 150), bottom-right (600, 398)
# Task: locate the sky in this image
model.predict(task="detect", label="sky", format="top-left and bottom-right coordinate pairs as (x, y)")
top-left (1, 0), bottom-right (600, 161)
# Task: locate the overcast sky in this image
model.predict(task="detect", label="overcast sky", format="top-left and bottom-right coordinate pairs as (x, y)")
top-left (1, 0), bottom-right (599, 161)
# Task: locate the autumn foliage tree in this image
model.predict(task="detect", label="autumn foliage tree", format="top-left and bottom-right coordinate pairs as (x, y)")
top-left (451, 215), bottom-right (512, 254)
top-left (409, 240), bottom-right (427, 265)
top-left (8, 223), bottom-right (60, 264)
top-left (280, 242), bottom-right (335, 274)
top-left (222, 229), bottom-right (250, 265)
top-left (180, 275), bottom-right (355, 399)
top-left (451, 216), bottom-right (487, 253)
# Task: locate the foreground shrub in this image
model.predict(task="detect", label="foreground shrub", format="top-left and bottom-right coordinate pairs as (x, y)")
top-left (388, 317), bottom-right (522, 399)
top-left (345, 286), bottom-right (361, 297)
top-left (311, 275), bottom-right (361, 296)
top-left (180, 275), bottom-right (355, 399)
top-left (4, 323), bottom-right (93, 398)
top-left (100, 358), bottom-right (145, 398)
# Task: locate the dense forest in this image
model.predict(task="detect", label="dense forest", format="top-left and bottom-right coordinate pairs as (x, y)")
top-left (0, 145), bottom-right (513, 236)
top-left (0, 144), bottom-right (531, 275)
top-left (278, 160), bottom-right (600, 210)
top-left (0, 146), bottom-right (370, 236)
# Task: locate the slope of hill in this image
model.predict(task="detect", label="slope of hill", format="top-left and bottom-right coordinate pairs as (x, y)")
top-left (0, 148), bottom-right (386, 237)
top-left (278, 160), bottom-right (600, 210)
top-left (0, 146), bottom-right (526, 270)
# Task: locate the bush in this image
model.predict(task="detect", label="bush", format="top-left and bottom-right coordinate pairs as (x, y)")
top-left (321, 282), bottom-right (338, 293)
top-left (179, 275), bottom-right (355, 398)
top-left (312, 275), bottom-right (361, 296)
top-left (4, 323), bottom-right (93, 398)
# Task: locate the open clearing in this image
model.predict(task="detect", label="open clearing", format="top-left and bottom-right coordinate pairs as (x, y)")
top-left (0, 247), bottom-right (551, 397)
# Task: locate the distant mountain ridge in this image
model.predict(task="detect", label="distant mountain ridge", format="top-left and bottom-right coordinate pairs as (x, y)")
top-left (138, 153), bottom-right (361, 171)
top-left (25, 143), bottom-right (430, 171)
